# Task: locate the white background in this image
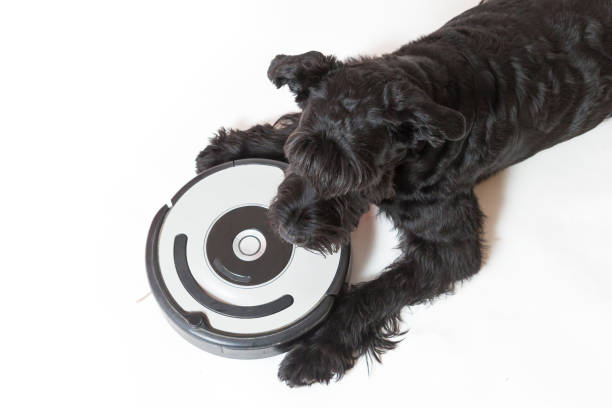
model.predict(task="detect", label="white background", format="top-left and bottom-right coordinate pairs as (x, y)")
top-left (1, 1), bottom-right (611, 407)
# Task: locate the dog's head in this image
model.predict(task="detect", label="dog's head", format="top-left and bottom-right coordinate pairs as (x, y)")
top-left (268, 51), bottom-right (467, 198)
top-left (268, 171), bottom-right (369, 254)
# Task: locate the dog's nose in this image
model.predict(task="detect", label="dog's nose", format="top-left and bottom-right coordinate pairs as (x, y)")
top-left (278, 224), bottom-right (297, 244)
top-left (276, 221), bottom-right (303, 246)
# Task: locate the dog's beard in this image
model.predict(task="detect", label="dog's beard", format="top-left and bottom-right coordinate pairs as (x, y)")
top-left (268, 172), bottom-right (370, 254)
top-left (283, 130), bottom-right (379, 198)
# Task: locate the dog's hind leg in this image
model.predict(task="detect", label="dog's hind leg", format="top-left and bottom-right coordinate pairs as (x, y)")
top-left (278, 190), bottom-right (484, 387)
top-left (195, 113), bottom-right (299, 173)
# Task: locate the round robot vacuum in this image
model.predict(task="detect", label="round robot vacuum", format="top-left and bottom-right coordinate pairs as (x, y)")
top-left (146, 159), bottom-right (350, 359)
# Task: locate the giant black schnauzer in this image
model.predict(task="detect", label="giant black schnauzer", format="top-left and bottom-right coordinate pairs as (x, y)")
top-left (196, 0), bottom-right (612, 386)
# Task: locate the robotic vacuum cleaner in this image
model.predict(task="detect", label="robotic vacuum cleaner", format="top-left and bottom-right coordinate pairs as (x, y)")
top-left (146, 159), bottom-right (350, 359)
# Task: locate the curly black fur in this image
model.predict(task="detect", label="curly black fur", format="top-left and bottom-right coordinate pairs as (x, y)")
top-left (268, 171), bottom-right (370, 254)
top-left (196, 0), bottom-right (612, 387)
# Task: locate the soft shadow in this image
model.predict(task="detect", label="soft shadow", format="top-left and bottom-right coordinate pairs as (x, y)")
top-left (474, 170), bottom-right (508, 265)
top-left (348, 205), bottom-right (379, 283)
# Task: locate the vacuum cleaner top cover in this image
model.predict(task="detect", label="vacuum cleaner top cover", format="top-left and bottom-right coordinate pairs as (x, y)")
top-left (146, 159), bottom-right (350, 358)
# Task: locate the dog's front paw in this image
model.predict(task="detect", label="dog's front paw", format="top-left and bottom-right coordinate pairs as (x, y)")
top-left (278, 341), bottom-right (355, 387)
top-left (195, 144), bottom-right (234, 173)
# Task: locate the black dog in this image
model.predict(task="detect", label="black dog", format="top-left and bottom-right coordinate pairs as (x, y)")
top-left (196, 0), bottom-right (612, 386)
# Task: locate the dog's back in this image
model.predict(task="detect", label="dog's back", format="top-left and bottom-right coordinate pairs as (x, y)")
top-left (400, 0), bottom-right (612, 177)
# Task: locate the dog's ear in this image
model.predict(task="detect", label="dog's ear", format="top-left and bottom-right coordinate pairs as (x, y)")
top-left (383, 82), bottom-right (467, 147)
top-left (267, 51), bottom-right (340, 104)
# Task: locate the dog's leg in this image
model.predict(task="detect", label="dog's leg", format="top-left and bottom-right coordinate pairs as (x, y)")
top-left (195, 113), bottom-right (299, 173)
top-left (278, 191), bottom-right (484, 386)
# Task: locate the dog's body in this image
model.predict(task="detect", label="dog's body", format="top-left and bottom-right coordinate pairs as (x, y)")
top-left (196, 0), bottom-right (611, 386)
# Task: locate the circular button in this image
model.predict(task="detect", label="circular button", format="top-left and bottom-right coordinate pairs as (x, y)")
top-left (232, 229), bottom-right (266, 262)
top-left (238, 235), bottom-right (261, 256)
